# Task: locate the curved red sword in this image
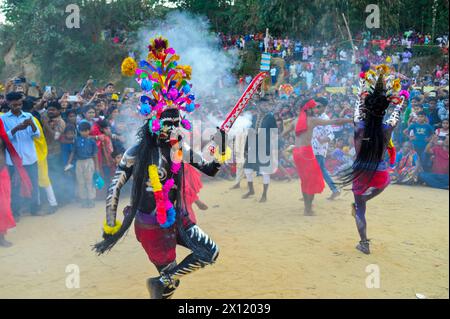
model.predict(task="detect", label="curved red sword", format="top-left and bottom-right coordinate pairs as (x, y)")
top-left (220, 72), bottom-right (268, 132)
top-left (210, 72), bottom-right (268, 156)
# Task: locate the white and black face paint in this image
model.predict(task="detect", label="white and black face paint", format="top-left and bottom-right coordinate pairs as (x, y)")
top-left (159, 117), bottom-right (181, 141)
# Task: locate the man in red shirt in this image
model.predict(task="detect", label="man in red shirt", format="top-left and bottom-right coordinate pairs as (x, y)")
top-left (418, 135), bottom-right (449, 189)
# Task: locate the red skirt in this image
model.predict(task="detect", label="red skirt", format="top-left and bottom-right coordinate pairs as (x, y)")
top-left (353, 170), bottom-right (390, 196)
top-left (0, 167), bottom-right (15, 235)
top-left (293, 146), bottom-right (325, 195)
top-left (134, 213), bottom-right (192, 267)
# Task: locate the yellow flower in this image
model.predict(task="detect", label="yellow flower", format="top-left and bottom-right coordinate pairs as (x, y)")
top-left (121, 57), bottom-right (138, 77)
top-left (214, 147), bottom-right (232, 164)
top-left (103, 219), bottom-right (122, 235)
top-left (177, 65), bottom-right (192, 80)
top-left (148, 165), bottom-right (162, 192)
top-left (365, 70), bottom-right (376, 81)
top-left (376, 64), bottom-right (390, 75)
top-left (392, 79), bottom-right (401, 92)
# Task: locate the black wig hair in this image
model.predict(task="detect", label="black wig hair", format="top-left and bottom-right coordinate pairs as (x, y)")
top-left (339, 75), bottom-right (390, 188)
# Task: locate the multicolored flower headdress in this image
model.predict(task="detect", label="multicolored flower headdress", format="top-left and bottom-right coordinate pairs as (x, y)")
top-left (121, 36), bottom-right (198, 134)
top-left (358, 61), bottom-right (410, 105)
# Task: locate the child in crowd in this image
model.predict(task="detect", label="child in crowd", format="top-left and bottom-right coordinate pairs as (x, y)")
top-left (435, 118), bottom-right (449, 140)
top-left (60, 125), bottom-right (77, 204)
top-left (66, 122), bottom-right (99, 208)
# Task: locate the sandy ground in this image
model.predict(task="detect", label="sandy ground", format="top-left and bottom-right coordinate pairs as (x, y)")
top-left (0, 180), bottom-right (448, 299)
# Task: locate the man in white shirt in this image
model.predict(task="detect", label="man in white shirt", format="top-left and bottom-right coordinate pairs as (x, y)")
top-left (311, 99), bottom-right (340, 199)
top-left (270, 67), bottom-right (277, 85)
top-left (411, 64), bottom-right (421, 79)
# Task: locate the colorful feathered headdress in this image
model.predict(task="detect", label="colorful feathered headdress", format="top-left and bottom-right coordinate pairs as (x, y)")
top-left (121, 36), bottom-right (198, 134)
top-left (358, 61), bottom-right (410, 105)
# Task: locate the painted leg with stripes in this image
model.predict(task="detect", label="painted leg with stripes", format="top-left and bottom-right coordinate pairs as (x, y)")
top-left (148, 225), bottom-right (219, 299)
top-left (147, 262), bottom-right (180, 299)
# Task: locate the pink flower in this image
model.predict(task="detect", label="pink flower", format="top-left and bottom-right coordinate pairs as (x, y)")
top-left (151, 119), bottom-right (161, 133)
top-left (359, 72), bottom-right (366, 79)
top-left (399, 90), bottom-right (410, 100)
top-left (181, 119), bottom-right (191, 131)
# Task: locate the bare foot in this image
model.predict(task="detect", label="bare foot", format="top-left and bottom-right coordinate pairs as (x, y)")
top-left (327, 191), bottom-right (341, 201)
top-left (304, 210), bottom-right (315, 216)
top-left (229, 183), bottom-right (240, 190)
top-left (0, 236), bottom-right (13, 248)
top-left (242, 191), bottom-right (255, 199)
top-left (195, 200), bottom-right (209, 210)
top-left (259, 196), bottom-right (267, 203)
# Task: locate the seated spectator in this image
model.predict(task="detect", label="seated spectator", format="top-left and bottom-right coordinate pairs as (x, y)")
top-left (418, 136), bottom-right (449, 189)
top-left (391, 142), bottom-right (421, 185)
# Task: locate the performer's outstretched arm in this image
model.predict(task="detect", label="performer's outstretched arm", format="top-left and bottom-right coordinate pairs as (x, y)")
top-left (105, 145), bottom-right (137, 227)
top-left (312, 117), bottom-right (353, 127)
top-left (182, 128), bottom-right (228, 177)
top-left (183, 143), bottom-right (221, 177)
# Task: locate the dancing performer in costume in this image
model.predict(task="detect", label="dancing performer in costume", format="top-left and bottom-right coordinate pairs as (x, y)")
top-left (242, 98), bottom-right (277, 202)
top-left (343, 63), bottom-right (409, 254)
top-left (283, 98), bottom-right (352, 215)
top-left (93, 37), bottom-right (232, 299)
top-left (0, 117), bottom-right (32, 247)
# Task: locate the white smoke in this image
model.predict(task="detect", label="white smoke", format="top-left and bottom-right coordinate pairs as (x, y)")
top-left (134, 11), bottom-right (239, 105)
top-left (117, 11), bottom-right (249, 149)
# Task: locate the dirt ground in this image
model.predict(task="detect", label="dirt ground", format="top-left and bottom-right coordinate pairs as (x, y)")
top-left (0, 180), bottom-right (448, 299)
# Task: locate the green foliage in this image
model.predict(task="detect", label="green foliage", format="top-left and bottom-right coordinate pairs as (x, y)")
top-left (1, 0), bottom-right (448, 88)
top-left (0, 0), bottom-right (166, 88)
top-left (236, 41), bottom-right (260, 76)
top-left (412, 45), bottom-right (443, 57)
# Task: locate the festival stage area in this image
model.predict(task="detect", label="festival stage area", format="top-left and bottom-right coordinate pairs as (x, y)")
top-left (0, 181), bottom-right (448, 299)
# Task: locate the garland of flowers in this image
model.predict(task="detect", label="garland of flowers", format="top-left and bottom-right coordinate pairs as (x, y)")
top-left (147, 144), bottom-right (183, 228)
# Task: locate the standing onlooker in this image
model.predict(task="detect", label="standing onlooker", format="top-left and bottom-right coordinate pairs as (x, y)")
top-left (400, 48), bottom-right (412, 75)
top-left (1, 92), bottom-right (41, 219)
top-left (60, 125), bottom-right (77, 204)
top-left (0, 117), bottom-right (32, 247)
top-left (405, 111), bottom-right (434, 164)
top-left (41, 101), bottom-right (66, 207)
top-left (311, 98), bottom-right (340, 199)
top-left (66, 122), bottom-right (99, 208)
top-left (270, 67), bottom-right (278, 85)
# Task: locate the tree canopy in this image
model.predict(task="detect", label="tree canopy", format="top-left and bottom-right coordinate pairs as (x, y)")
top-left (1, 0), bottom-right (448, 88)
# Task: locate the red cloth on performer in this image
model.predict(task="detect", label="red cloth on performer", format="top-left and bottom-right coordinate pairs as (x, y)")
top-left (134, 214), bottom-right (192, 267)
top-left (293, 146), bottom-right (324, 195)
top-left (0, 167), bottom-right (15, 235)
top-left (183, 164), bottom-right (203, 224)
top-left (0, 118), bottom-right (32, 197)
top-left (352, 170), bottom-right (390, 196)
top-left (295, 99), bottom-right (317, 136)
